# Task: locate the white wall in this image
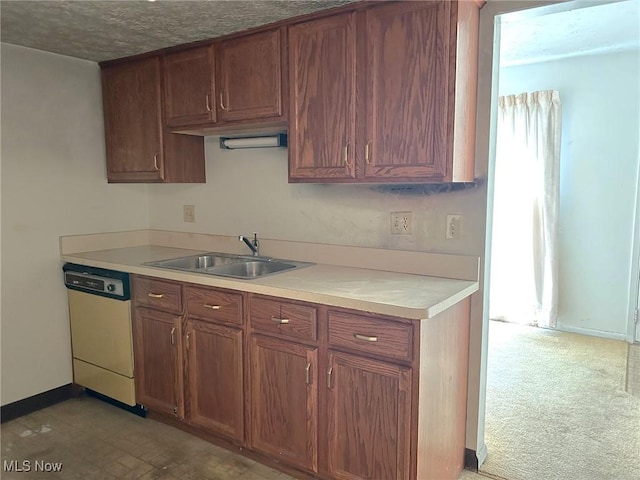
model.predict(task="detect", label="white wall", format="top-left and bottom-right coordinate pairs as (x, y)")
top-left (498, 50), bottom-right (640, 338)
top-left (0, 44), bottom-right (150, 406)
top-left (147, 139), bottom-right (485, 254)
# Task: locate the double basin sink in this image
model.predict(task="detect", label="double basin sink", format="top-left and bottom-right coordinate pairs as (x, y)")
top-left (145, 252), bottom-right (312, 280)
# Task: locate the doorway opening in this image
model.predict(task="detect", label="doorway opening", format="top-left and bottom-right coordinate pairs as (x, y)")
top-left (482, 1), bottom-right (640, 478)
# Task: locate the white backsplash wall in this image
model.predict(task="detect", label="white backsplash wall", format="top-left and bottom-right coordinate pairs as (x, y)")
top-left (148, 137), bottom-right (485, 255)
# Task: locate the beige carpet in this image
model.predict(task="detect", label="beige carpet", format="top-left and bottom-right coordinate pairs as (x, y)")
top-left (481, 321), bottom-right (640, 480)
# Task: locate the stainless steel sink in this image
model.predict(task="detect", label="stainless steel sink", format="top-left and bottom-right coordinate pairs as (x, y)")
top-left (206, 260), bottom-right (296, 279)
top-left (147, 253), bottom-right (242, 270)
top-left (144, 252), bottom-right (311, 279)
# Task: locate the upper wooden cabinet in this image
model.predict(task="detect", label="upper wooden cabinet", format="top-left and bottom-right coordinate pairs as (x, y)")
top-left (160, 28), bottom-right (286, 134)
top-left (363, 1), bottom-right (450, 181)
top-left (101, 57), bottom-right (205, 183)
top-left (288, 13), bottom-right (357, 180)
top-left (216, 28), bottom-right (286, 124)
top-left (288, 0), bottom-right (479, 183)
top-left (163, 46), bottom-right (216, 127)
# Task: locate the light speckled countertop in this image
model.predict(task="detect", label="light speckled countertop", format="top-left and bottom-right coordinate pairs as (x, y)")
top-left (62, 245), bottom-right (478, 320)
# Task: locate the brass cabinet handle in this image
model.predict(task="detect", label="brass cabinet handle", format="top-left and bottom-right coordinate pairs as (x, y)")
top-left (365, 142), bottom-right (371, 164)
top-left (153, 154), bottom-right (160, 171)
top-left (219, 92), bottom-right (227, 111)
top-left (203, 304), bottom-right (221, 310)
top-left (170, 327), bottom-right (176, 346)
top-left (327, 366), bottom-right (334, 389)
top-left (354, 333), bottom-right (378, 342)
top-left (205, 93), bottom-right (212, 112)
top-left (305, 362), bottom-right (311, 385)
top-left (186, 332), bottom-right (190, 350)
top-left (271, 317), bottom-right (290, 324)
top-left (343, 142), bottom-right (350, 166)
top-left (147, 292), bottom-right (164, 299)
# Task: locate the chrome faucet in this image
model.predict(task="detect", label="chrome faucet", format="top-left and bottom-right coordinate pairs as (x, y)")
top-left (239, 233), bottom-right (259, 256)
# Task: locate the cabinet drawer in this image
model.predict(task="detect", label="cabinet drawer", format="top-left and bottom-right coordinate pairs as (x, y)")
top-left (186, 286), bottom-right (243, 325)
top-left (133, 276), bottom-right (182, 314)
top-left (250, 297), bottom-right (317, 342)
top-left (328, 311), bottom-right (413, 362)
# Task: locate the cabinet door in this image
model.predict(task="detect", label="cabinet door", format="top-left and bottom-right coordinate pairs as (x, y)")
top-left (185, 319), bottom-right (244, 442)
top-left (288, 13), bottom-right (356, 181)
top-left (362, 1), bottom-right (451, 181)
top-left (163, 46), bottom-right (215, 127)
top-left (102, 57), bottom-right (164, 182)
top-left (133, 307), bottom-right (184, 418)
top-left (249, 335), bottom-right (318, 472)
top-left (216, 29), bottom-right (284, 122)
top-left (327, 351), bottom-right (412, 480)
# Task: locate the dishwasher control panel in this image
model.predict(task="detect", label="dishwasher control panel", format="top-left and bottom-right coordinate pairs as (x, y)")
top-left (63, 264), bottom-right (130, 300)
top-left (64, 272), bottom-right (125, 296)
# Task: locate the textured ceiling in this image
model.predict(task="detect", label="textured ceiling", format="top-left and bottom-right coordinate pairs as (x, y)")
top-left (500, 0), bottom-right (639, 66)
top-left (1, 0), bottom-right (638, 65)
top-left (0, 0), bottom-right (355, 62)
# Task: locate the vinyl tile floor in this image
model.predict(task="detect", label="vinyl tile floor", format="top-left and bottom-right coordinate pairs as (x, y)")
top-left (1, 396), bottom-right (488, 480)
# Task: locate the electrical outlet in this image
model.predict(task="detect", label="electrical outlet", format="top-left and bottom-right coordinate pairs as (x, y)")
top-left (183, 205), bottom-right (196, 223)
top-left (391, 212), bottom-right (413, 235)
top-left (446, 214), bottom-right (462, 239)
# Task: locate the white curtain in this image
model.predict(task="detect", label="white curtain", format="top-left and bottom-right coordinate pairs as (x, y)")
top-left (490, 90), bottom-right (562, 328)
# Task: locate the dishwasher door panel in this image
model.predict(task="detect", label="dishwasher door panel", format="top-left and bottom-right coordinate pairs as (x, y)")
top-left (68, 289), bottom-right (134, 377)
top-left (73, 359), bottom-right (136, 406)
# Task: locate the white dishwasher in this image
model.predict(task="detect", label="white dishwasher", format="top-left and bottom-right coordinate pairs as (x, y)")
top-left (64, 263), bottom-right (140, 410)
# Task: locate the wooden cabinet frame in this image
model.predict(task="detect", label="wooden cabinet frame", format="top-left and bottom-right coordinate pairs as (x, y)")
top-left (288, 0), bottom-right (479, 184)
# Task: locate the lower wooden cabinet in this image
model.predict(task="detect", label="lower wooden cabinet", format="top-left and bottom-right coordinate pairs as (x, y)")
top-left (133, 307), bottom-right (184, 418)
top-left (131, 276), bottom-right (470, 480)
top-left (185, 318), bottom-right (244, 442)
top-left (249, 334), bottom-right (318, 472)
top-left (327, 351), bottom-right (412, 480)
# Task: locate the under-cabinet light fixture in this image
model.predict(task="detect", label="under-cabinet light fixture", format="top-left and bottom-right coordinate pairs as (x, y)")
top-left (219, 134), bottom-right (287, 150)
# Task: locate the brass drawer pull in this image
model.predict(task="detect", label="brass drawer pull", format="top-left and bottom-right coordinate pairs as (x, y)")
top-left (271, 317), bottom-right (290, 324)
top-left (185, 332), bottom-right (191, 350)
top-left (147, 292), bottom-right (164, 299)
top-left (219, 92), bottom-right (227, 111)
top-left (203, 304), bottom-right (221, 310)
top-left (365, 141), bottom-right (371, 164)
top-left (305, 362), bottom-right (311, 385)
top-left (354, 333), bottom-right (378, 342)
top-left (205, 93), bottom-right (212, 112)
top-left (327, 366), bottom-right (333, 389)
top-left (170, 327), bottom-right (176, 346)
top-left (343, 142), bottom-right (350, 166)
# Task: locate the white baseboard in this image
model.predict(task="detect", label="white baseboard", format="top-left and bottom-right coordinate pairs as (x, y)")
top-left (476, 442), bottom-right (488, 467)
top-left (556, 324), bottom-right (627, 342)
